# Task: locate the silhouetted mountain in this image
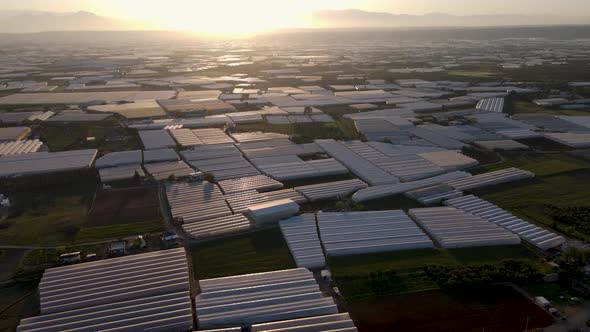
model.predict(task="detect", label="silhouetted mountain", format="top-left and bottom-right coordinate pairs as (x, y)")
top-left (310, 9), bottom-right (590, 28)
top-left (0, 10), bottom-right (146, 33)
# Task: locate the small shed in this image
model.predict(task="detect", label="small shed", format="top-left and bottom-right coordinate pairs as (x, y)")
top-left (246, 199), bottom-right (299, 224)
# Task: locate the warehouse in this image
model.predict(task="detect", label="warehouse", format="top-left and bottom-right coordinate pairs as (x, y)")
top-left (408, 207), bottom-right (521, 248)
top-left (251, 313), bottom-right (357, 332)
top-left (0, 126), bottom-right (30, 142)
top-left (444, 167), bottom-right (534, 191)
top-left (279, 214), bottom-right (326, 269)
top-left (17, 248), bottom-right (193, 332)
top-left (317, 210), bottom-right (434, 256)
top-left (445, 195), bottom-right (566, 250)
top-left (195, 268), bottom-right (338, 329)
top-left (218, 175), bottom-right (283, 194)
top-left (0, 149), bottom-right (97, 178)
top-left (0, 139), bottom-right (43, 156)
top-left (139, 130), bottom-right (176, 150)
top-left (295, 179), bottom-right (368, 202)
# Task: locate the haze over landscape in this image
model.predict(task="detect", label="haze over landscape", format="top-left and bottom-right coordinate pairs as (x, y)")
top-left (1, 1), bottom-right (590, 332)
top-left (0, 0), bottom-right (589, 35)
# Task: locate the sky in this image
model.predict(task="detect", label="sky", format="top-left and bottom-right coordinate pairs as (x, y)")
top-left (1, 0), bottom-right (589, 35)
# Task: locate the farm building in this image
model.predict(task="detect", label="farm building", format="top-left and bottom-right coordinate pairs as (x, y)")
top-left (352, 171), bottom-right (470, 202)
top-left (17, 248), bottom-right (193, 332)
top-left (443, 167), bottom-right (534, 191)
top-left (171, 128), bottom-right (234, 147)
top-left (0, 126), bottom-right (30, 141)
top-left (143, 161), bottom-right (195, 181)
top-left (445, 195), bottom-right (565, 250)
top-left (294, 179), bottom-right (368, 202)
top-left (476, 97), bottom-right (505, 113)
top-left (195, 268), bottom-right (338, 329)
top-left (0, 149), bottom-right (97, 178)
top-left (246, 199), bottom-right (300, 224)
top-left (0, 139), bottom-right (44, 156)
top-left (217, 175), bottom-right (283, 194)
top-left (279, 214), bottom-right (326, 269)
top-left (544, 132), bottom-right (590, 148)
top-left (408, 207), bottom-right (521, 248)
top-left (251, 313), bottom-right (357, 331)
top-left (317, 210), bottom-right (434, 256)
top-left (139, 130), bottom-right (176, 150)
top-left (181, 144), bottom-right (262, 181)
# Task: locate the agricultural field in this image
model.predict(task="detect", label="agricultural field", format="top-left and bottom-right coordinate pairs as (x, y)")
top-left (0, 182), bottom-right (165, 246)
top-left (189, 227), bottom-right (295, 280)
top-left (37, 123), bottom-right (140, 154)
top-left (235, 116), bottom-right (365, 143)
top-left (88, 186), bottom-right (161, 226)
top-left (473, 152), bottom-right (590, 241)
top-left (347, 285), bottom-right (554, 332)
top-left (330, 245), bottom-right (536, 300)
top-left (475, 151), bottom-right (590, 176)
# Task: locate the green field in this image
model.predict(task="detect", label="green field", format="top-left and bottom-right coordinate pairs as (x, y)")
top-left (475, 151), bottom-right (590, 176)
top-left (510, 100), bottom-right (590, 117)
top-left (472, 152), bottom-right (590, 241)
top-left (38, 123), bottom-right (140, 154)
top-left (234, 115), bottom-right (364, 142)
top-left (330, 245), bottom-right (535, 300)
top-left (189, 227), bottom-right (296, 280)
top-left (0, 182), bottom-right (164, 246)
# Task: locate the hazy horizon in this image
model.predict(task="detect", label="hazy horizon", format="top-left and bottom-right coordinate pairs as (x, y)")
top-left (0, 0), bottom-right (589, 36)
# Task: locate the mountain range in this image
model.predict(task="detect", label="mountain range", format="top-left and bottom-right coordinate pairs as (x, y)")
top-left (0, 10), bottom-right (148, 33)
top-left (310, 9), bottom-right (590, 28)
top-left (0, 9), bottom-right (588, 34)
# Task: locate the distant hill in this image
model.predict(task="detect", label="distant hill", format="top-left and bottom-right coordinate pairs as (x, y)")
top-left (310, 9), bottom-right (590, 28)
top-left (0, 10), bottom-right (147, 33)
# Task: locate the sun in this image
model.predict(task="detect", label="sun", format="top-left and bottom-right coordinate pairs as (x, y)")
top-left (142, 1), bottom-right (306, 37)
